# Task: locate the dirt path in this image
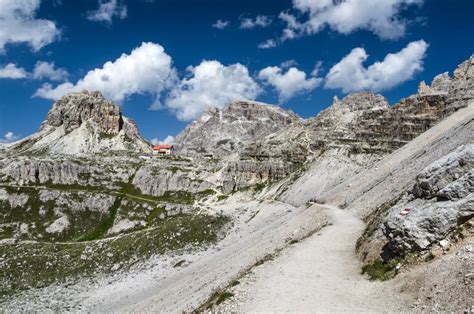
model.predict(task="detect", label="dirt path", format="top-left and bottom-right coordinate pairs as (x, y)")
top-left (217, 205), bottom-right (412, 312)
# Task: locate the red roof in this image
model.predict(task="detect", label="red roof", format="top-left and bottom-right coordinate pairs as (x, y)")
top-left (153, 145), bottom-right (174, 150)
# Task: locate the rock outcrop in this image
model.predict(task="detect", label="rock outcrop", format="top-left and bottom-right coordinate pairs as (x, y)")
top-left (382, 144), bottom-right (474, 255)
top-left (446, 55), bottom-right (474, 114)
top-left (8, 91), bottom-right (151, 156)
top-left (41, 91), bottom-right (123, 135)
top-left (175, 100), bottom-right (301, 157)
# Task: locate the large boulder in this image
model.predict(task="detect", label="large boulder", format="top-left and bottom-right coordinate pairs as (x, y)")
top-left (383, 144), bottom-right (474, 255)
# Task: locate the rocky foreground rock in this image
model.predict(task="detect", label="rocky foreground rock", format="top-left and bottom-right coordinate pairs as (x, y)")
top-left (383, 144), bottom-right (473, 255)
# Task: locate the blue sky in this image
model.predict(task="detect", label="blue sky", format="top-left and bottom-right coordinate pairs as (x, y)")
top-left (0, 0), bottom-right (473, 144)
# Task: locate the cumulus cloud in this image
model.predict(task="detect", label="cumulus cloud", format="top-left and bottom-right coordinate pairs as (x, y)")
top-left (0, 131), bottom-right (20, 144)
top-left (258, 39), bottom-right (277, 49)
top-left (240, 15), bottom-right (272, 29)
top-left (87, 0), bottom-right (127, 23)
top-left (0, 61), bottom-right (68, 80)
top-left (151, 135), bottom-right (175, 145)
top-left (281, 0), bottom-right (423, 41)
top-left (325, 40), bottom-right (428, 93)
top-left (0, 0), bottom-right (60, 52)
top-left (34, 42), bottom-right (177, 105)
top-left (165, 60), bottom-right (261, 121)
top-left (259, 66), bottom-right (321, 102)
top-left (212, 19), bottom-right (230, 30)
top-left (0, 63), bottom-right (28, 79)
top-left (32, 61), bottom-right (68, 81)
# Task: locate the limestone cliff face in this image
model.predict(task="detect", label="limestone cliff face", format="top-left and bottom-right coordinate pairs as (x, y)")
top-left (174, 100), bottom-right (302, 157)
top-left (9, 91), bottom-right (151, 155)
top-left (256, 60), bottom-right (472, 162)
top-left (266, 90), bottom-right (447, 157)
top-left (446, 55), bottom-right (474, 114)
top-left (225, 56), bottom-right (474, 198)
top-left (383, 144), bottom-right (473, 255)
top-left (41, 91), bottom-right (123, 135)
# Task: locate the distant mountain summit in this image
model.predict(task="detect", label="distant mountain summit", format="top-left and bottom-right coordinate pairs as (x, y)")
top-left (8, 91), bottom-right (151, 156)
top-left (41, 91), bottom-right (124, 135)
top-left (174, 100), bottom-right (302, 157)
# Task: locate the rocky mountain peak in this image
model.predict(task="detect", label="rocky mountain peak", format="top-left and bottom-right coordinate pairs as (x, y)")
top-left (225, 100), bottom-right (298, 121)
top-left (175, 100), bottom-right (301, 157)
top-left (453, 54), bottom-right (474, 80)
top-left (42, 91), bottom-right (123, 135)
top-left (8, 91), bottom-right (151, 155)
top-left (308, 92), bottom-right (389, 129)
top-left (334, 92), bottom-right (389, 110)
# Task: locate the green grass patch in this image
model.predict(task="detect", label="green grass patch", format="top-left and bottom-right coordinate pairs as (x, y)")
top-left (253, 182), bottom-right (267, 193)
top-left (255, 253), bottom-right (274, 266)
top-left (230, 280), bottom-right (240, 287)
top-left (203, 290), bottom-right (235, 309)
top-left (0, 213), bottom-right (230, 299)
top-left (361, 258), bottom-right (401, 281)
top-left (216, 291), bottom-right (234, 305)
top-left (79, 197), bottom-right (121, 241)
top-left (217, 195), bottom-right (228, 202)
top-left (98, 132), bottom-right (115, 140)
top-left (146, 206), bottom-right (166, 226)
top-left (198, 189), bottom-right (217, 197)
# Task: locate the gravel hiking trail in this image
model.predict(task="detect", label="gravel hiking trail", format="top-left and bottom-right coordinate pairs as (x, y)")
top-left (218, 205), bottom-right (412, 312)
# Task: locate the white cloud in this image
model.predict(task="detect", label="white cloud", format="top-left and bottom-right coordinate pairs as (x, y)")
top-left (0, 0), bottom-right (60, 52)
top-left (279, 12), bottom-right (301, 41)
top-left (259, 66), bottom-right (321, 102)
top-left (0, 131), bottom-right (20, 143)
top-left (281, 0), bottom-right (423, 41)
top-left (325, 40), bottom-right (428, 93)
top-left (87, 0), bottom-right (127, 23)
top-left (0, 63), bottom-right (28, 79)
top-left (311, 60), bottom-right (323, 76)
top-left (240, 15), bottom-right (272, 29)
top-left (280, 60), bottom-right (298, 69)
top-left (32, 61), bottom-right (68, 81)
top-left (151, 135), bottom-right (175, 145)
top-left (35, 42), bottom-right (177, 106)
top-left (212, 19), bottom-right (230, 30)
top-left (258, 39), bottom-right (277, 49)
top-left (165, 60), bottom-right (261, 121)
top-left (0, 61), bottom-right (67, 81)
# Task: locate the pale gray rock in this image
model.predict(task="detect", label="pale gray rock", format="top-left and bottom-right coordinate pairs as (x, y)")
top-left (383, 144), bottom-right (474, 254)
top-left (45, 216), bottom-right (70, 234)
top-left (132, 165), bottom-right (214, 197)
top-left (0, 188), bottom-right (29, 208)
top-left (41, 90), bottom-right (122, 135)
top-left (8, 91), bottom-right (151, 156)
top-left (430, 72), bottom-right (451, 93)
top-left (175, 100), bottom-right (301, 157)
top-left (445, 54), bottom-right (474, 114)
